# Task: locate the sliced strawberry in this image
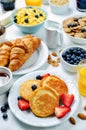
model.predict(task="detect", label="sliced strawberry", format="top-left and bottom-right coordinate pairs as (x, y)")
top-left (41, 73), bottom-right (50, 79)
top-left (61, 94), bottom-right (74, 107)
top-left (55, 106), bottom-right (71, 118)
top-left (18, 99), bottom-right (30, 111)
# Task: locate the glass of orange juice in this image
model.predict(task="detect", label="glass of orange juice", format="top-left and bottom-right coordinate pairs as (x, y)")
top-left (77, 59), bottom-right (86, 96)
top-left (25, 0), bottom-right (42, 6)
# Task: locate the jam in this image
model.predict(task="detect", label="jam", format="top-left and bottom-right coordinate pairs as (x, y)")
top-left (76, 0), bottom-right (86, 11)
top-left (1, 0), bottom-right (15, 11)
top-left (0, 72), bottom-right (9, 86)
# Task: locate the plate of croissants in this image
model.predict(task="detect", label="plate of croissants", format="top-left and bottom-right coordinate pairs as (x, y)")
top-left (8, 70), bottom-right (79, 127)
top-left (0, 35), bottom-right (48, 75)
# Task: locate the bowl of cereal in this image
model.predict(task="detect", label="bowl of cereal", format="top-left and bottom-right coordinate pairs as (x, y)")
top-left (62, 15), bottom-right (86, 44)
top-left (60, 46), bottom-right (86, 72)
top-left (11, 6), bottom-right (47, 34)
top-left (49, 0), bottom-right (69, 15)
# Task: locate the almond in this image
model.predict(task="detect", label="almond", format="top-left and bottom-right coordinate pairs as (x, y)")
top-left (77, 113), bottom-right (86, 120)
top-left (69, 117), bottom-right (76, 125)
top-left (51, 52), bottom-right (57, 57)
top-left (84, 106), bottom-right (86, 111)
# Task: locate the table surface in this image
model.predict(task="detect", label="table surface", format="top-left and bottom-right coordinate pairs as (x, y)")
top-left (0, 0), bottom-right (86, 130)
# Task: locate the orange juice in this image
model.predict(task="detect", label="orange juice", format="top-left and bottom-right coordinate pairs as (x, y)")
top-left (78, 67), bottom-right (86, 96)
top-left (25, 0), bottom-right (42, 6)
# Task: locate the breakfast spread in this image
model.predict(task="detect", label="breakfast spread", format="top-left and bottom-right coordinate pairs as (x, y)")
top-left (1, 1), bottom-right (86, 128)
top-left (14, 7), bottom-right (46, 26)
top-left (0, 35), bottom-right (41, 71)
top-left (63, 16), bottom-right (86, 38)
top-left (19, 73), bottom-right (74, 118)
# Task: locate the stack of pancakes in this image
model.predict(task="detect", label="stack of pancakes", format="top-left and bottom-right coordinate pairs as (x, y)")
top-left (20, 75), bottom-right (68, 117)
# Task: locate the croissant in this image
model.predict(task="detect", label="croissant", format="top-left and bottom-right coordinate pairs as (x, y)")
top-left (8, 35), bottom-right (41, 71)
top-left (0, 41), bottom-right (13, 66)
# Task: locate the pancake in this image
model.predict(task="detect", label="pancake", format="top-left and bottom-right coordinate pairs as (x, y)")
top-left (20, 79), bottom-right (41, 102)
top-left (29, 86), bottom-right (59, 117)
top-left (40, 75), bottom-right (68, 95)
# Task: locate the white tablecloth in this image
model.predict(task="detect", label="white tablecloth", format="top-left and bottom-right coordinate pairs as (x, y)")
top-left (0, 0), bottom-right (86, 130)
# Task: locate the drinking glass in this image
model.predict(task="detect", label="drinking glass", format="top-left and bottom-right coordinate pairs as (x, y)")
top-left (25, 0), bottom-right (42, 6)
top-left (77, 59), bottom-right (86, 96)
top-left (1, 0), bottom-right (15, 11)
top-left (76, 0), bottom-right (86, 12)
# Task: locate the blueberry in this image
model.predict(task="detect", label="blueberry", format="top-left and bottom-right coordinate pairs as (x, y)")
top-left (24, 13), bottom-right (28, 16)
top-left (14, 15), bottom-right (17, 19)
top-left (17, 96), bottom-right (23, 100)
top-left (69, 48), bottom-right (74, 52)
top-left (36, 75), bottom-right (42, 80)
top-left (66, 57), bottom-right (70, 61)
top-left (31, 85), bottom-right (37, 91)
top-left (73, 57), bottom-right (77, 62)
top-left (4, 102), bottom-right (9, 110)
top-left (1, 106), bottom-right (7, 113)
top-left (40, 13), bottom-right (43, 16)
top-left (24, 18), bottom-right (29, 23)
top-left (73, 49), bottom-right (77, 54)
top-left (2, 113), bottom-right (8, 120)
top-left (72, 23), bottom-right (78, 27)
top-left (77, 50), bottom-right (81, 55)
top-left (80, 53), bottom-right (84, 58)
top-left (35, 14), bottom-right (39, 18)
top-left (14, 18), bottom-right (17, 23)
top-left (84, 53), bottom-right (86, 58)
top-left (81, 28), bottom-right (86, 32)
top-left (67, 24), bottom-right (72, 28)
top-left (70, 60), bottom-right (74, 64)
top-left (33, 10), bottom-right (36, 12)
top-left (71, 54), bottom-right (75, 60)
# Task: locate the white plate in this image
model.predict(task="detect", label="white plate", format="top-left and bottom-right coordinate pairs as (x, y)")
top-left (8, 70), bottom-right (79, 127)
top-left (12, 41), bottom-right (48, 75)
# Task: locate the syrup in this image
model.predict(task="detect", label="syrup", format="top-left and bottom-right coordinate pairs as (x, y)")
top-left (0, 72), bottom-right (9, 86)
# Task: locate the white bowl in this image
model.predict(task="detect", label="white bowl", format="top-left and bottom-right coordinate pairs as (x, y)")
top-left (60, 46), bottom-right (86, 72)
top-left (0, 66), bottom-right (12, 95)
top-left (64, 32), bottom-right (86, 44)
top-left (49, 0), bottom-right (69, 15)
top-left (62, 15), bottom-right (86, 44)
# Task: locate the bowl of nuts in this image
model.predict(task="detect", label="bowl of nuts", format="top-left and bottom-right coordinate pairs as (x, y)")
top-left (60, 46), bottom-right (86, 72)
top-left (62, 15), bottom-right (86, 44)
top-left (11, 6), bottom-right (47, 34)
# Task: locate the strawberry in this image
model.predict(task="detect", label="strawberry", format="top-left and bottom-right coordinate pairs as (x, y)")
top-left (41, 73), bottom-right (50, 79)
top-left (61, 94), bottom-right (74, 107)
top-left (55, 106), bottom-right (71, 118)
top-left (18, 99), bottom-right (30, 111)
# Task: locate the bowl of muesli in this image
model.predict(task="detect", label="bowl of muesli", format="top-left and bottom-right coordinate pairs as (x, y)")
top-left (62, 15), bottom-right (86, 44)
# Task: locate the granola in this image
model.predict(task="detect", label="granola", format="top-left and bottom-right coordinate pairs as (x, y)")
top-left (63, 16), bottom-right (86, 38)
